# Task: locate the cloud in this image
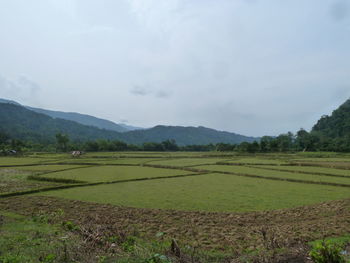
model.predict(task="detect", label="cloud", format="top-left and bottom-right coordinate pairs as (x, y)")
top-left (129, 86), bottom-right (151, 96)
top-left (330, 0), bottom-right (349, 21)
top-left (0, 1), bottom-right (350, 136)
top-left (130, 85), bottom-right (171, 99)
top-left (155, 90), bottom-right (171, 98)
top-left (68, 25), bottom-right (116, 37)
top-left (17, 76), bottom-right (41, 94)
top-left (0, 75), bottom-right (42, 105)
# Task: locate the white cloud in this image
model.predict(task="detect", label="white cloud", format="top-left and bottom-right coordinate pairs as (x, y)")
top-left (0, 76), bottom-right (42, 106)
top-left (0, 0), bottom-right (349, 136)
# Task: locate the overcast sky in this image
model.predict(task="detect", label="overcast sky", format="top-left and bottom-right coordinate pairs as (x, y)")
top-left (0, 0), bottom-right (349, 136)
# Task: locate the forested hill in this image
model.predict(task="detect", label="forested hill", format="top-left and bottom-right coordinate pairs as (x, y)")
top-left (0, 103), bottom-right (257, 145)
top-left (0, 98), bottom-right (140, 132)
top-left (124, 125), bottom-right (258, 145)
top-left (312, 99), bottom-right (350, 138)
top-left (27, 106), bottom-right (130, 133)
top-left (0, 103), bottom-right (123, 143)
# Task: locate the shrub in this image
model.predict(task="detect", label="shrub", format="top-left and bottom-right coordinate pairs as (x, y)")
top-left (309, 240), bottom-right (346, 263)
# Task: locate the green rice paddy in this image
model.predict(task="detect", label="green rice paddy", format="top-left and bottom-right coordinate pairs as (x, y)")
top-left (0, 152), bottom-right (349, 212)
top-left (40, 165), bottom-right (193, 183)
top-left (196, 165), bottom-right (350, 185)
top-left (40, 173), bottom-right (350, 212)
top-left (255, 165), bottom-right (350, 177)
top-left (147, 157), bottom-right (230, 167)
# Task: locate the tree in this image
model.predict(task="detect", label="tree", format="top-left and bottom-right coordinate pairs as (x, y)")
top-left (259, 136), bottom-right (274, 152)
top-left (55, 133), bottom-right (69, 152)
top-left (161, 139), bottom-right (179, 151)
top-left (85, 141), bottom-right (99, 151)
top-left (276, 132), bottom-right (294, 152)
top-left (247, 141), bottom-right (260, 153)
top-left (295, 129), bottom-right (320, 151)
top-left (216, 143), bottom-right (235, 152)
top-left (143, 142), bottom-right (164, 151)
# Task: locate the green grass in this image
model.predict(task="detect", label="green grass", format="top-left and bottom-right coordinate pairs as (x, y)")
top-left (196, 165), bottom-right (350, 185)
top-left (102, 158), bottom-right (164, 165)
top-left (41, 165), bottom-right (194, 183)
top-left (223, 157), bottom-right (287, 165)
top-left (50, 157), bottom-right (164, 165)
top-left (13, 164), bottom-right (85, 173)
top-left (292, 157), bottom-right (350, 163)
top-left (0, 168), bottom-right (63, 194)
top-left (257, 165), bottom-right (350, 177)
top-left (0, 212), bottom-right (74, 263)
top-left (0, 157), bottom-right (56, 166)
top-left (0, 211), bottom-right (230, 263)
top-left (310, 234), bottom-right (350, 247)
top-left (49, 158), bottom-right (110, 164)
top-left (39, 173), bottom-right (350, 212)
top-left (147, 157), bottom-right (230, 167)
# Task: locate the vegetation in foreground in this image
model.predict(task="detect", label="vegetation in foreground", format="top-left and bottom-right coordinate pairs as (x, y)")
top-left (0, 210), bottom-right (234, 263)
top-left (1, 197), bottom-right (350, 263)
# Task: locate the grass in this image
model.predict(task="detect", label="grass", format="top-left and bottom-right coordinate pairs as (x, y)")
top-left (222, 157), bottom-right (287, 165)
top-left (0, 212), bottom-right (76, 263)
top-left (292, 157), bottom-right (350, 163)
top-left (102, 158), bottom-right (165, 165)
top-left (0, 157), bottom-right (56, 166)
top-left (50, 157), bottom-right (164, 165)
top-left (309, 234), bottom-right (350, 247)
top-left (0, 211), bottom-right (230, 263)
top-left (40, 165), bottom-right (195, 183)
top-left (13, 164), bottom-right (85, 172)
top-left (0, 168), bottom-right (63, 194)
top-left (256, 165), bottom-right (350, 177)
top-left (147, 157), bottom-right (231, 167)
top-left (38, 173), bottom-right (350, 212)
top-left (196, 165), bottom-right (350, 185)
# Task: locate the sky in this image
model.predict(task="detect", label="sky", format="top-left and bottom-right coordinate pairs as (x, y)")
top-left (0, 0), bottom-right (349, 136)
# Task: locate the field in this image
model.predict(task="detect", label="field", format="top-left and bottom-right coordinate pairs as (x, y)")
top-left (1, 152), bottom-right (350, 262)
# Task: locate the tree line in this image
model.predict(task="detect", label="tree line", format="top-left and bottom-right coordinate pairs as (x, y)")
top-left (1, 128), bottom-right (350, 154)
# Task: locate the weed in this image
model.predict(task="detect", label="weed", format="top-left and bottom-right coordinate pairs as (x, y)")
top-left (62, 220), bottom-right (79, 231)
top-left (122, 236), bottom-right (137, 252)
top-left (309, 240), bottom-right (347, 263)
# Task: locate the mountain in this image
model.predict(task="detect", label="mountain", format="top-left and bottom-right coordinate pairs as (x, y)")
top-left (26, 106), bottom-right (130, 133)
top-left (118, 123), bottom-right (144, 131)
top-left (0, 98), bottom-right (139, 132)
top-left (0, 103), bottom-right (126, 143)
top-left (312, 99), bottom-right (350, 138)
top-left (124, 125), bottom-right (258, 145)
top-left (0, 102), bottom-right (258, 145)
top-left (0, 98), bottom-right (21, 106)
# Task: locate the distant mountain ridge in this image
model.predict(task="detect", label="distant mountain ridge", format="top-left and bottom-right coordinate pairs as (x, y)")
top-left (0, 100), bottom-right (258, 145)
top-left (0, 98), bottom-right (141, 132)
top-left (0, 98), bottom-right (21, 106)
top-left (26, 106), bottom-right (130, 132)
top-left (124, 125), bottom-right (257, 145)
top-left (0, 103), bottom-right (122, 143)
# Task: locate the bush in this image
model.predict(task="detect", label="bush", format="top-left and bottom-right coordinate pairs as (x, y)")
top-left (309, 240), bottom-right (346, 263)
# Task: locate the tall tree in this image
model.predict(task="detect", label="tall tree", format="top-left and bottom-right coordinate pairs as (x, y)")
top-left (55, 133), bottom-right (69, 152)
